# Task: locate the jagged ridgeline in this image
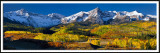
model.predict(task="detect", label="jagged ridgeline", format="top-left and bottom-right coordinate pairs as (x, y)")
top-left (4, 7), bottom-right (156, 28)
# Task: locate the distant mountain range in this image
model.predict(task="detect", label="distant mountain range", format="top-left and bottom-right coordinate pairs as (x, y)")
top-left (3, 7), bottom-right (157, 27)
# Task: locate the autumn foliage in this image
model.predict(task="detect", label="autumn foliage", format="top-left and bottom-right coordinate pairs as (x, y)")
top-left (4, 21), bottom-right (157, 50)
top-left (105, 38), bottom-right (156, 50)
top-left (4, 31), bottom-right (42, 41)
top-left (48, 42), bottom-right (63, 48)
top-left (91, 21), bottom-right (156, 39)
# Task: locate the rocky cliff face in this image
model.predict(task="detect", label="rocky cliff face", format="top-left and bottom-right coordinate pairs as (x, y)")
top-left (86, 7), bottom-right (104, 24)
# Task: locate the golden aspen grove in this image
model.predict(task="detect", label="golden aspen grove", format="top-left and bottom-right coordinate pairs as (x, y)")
top-left (3, 21), bottom-right (157, 50)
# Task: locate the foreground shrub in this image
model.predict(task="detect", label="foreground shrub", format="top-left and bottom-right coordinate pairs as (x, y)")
top-left (5, 31), bottom-right (31, 34)
top-left (4, 31), bottom-right (42, 41)
top-left (63, 42), bottom-right (94, 50)
top-left (105, 38), bottom-right (156, 50)
top-left (48, 42), bottom-right (63, 48)
top-left (34, 33), bottom-right (88, 42)
top-left (149, 38), bottom-right (156, 49)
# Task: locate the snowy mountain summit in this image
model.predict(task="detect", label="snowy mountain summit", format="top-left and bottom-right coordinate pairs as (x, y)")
top-left (4, 8), bottom-right (156, 27)
top-left (61, 7), bottom-right (156, 24)
top-left (61, 7), bottom-right (111, 24)
top-left (4, 9), bottom-right (65, 27)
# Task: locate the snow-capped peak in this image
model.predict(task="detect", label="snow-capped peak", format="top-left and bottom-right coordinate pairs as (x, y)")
top-left (62, 7), bottom-right (104, 24)
top-left (113, 11), bottom-right (117, 13)
top-left (48, 13), bottom-right (65, 19)
top-left (4, 9), bottom-right (65, 27)
top-left (15, 9), bottom-right (28, 15)
top-left (108, 11), bottom-right (112, 12)
top-left (89, 7), bottom-right (102, 14)
top-left (132, 10), bottom-right (138, 13)
top-left (4, 8), bottom-right (157, 27)
top-left (146, 14), bottom-right (157, 18)
top-left (127, 10), bottom-right (143, 16)
top-left (61, 11), bottom-right (89, 24)
top-left (95, 7), bottom-right (100, 10)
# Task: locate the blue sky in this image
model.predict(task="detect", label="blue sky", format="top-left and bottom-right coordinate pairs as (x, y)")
top-left (3, 3), bottom-right (157, 16)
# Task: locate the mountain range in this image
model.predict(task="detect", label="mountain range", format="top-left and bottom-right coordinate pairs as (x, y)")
top-left (3, 7), bottom-right (157, 27)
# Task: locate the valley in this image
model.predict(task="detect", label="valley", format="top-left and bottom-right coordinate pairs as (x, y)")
top-left (3, 21), bottom-right (157, 50)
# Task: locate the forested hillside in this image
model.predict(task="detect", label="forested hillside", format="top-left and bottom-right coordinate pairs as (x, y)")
top-left (3, 20), bottom-right (157, 50)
